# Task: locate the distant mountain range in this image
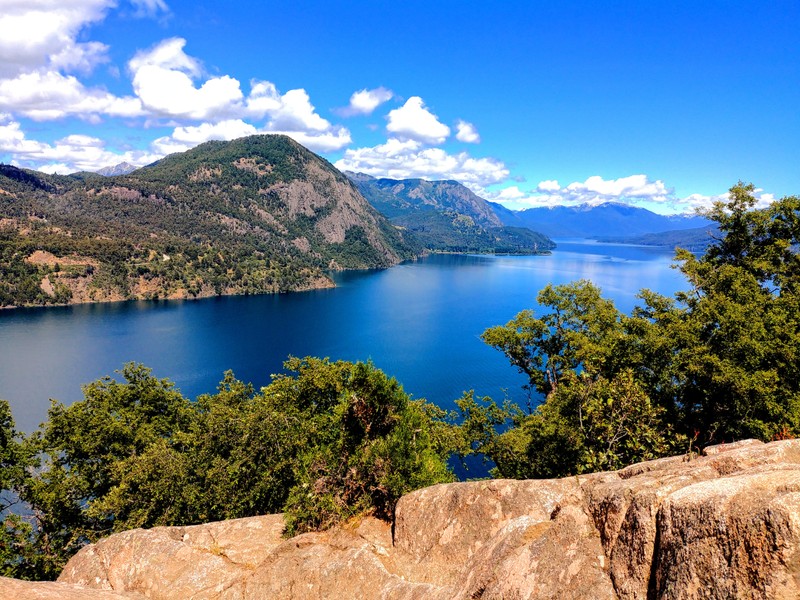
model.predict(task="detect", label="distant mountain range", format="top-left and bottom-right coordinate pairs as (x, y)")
top-left (349, 174), bottom-right (555, 254)
top-left (597, 225), bottom-right (720, 251)
top-left (349, 173), bottom-right (716, 251)
top-left (491, 201), bottom-right (714, 239)
top-left (96, 161), bottom-right (138, 176)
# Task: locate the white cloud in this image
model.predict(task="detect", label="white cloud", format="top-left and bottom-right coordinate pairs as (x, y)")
top-left (536, 179), bottom-right (560, 192)
top-left (262, 88), bottom-right (332, 133)
top-left (493, 175), bottom-right (675, 209)
top-left (0, 70), bottom-right (143, 120)
top-left (0, 114), bottom-right (160, 172)
top-left (129, 38), bottom-right (244, 121)
top-left (251, 85), bottom-right (352, 151)
top-left (455, 120), bottom-right (480, 144)
top-left (150, 116), bottom-right (351, 157)
top-left (386, 97), bottom-right (450, 145)
top-left (151, 119), bottom-right (258, 154)
top-left (562, 174), bottom-right (672, 202)
top-left (483, 175), bottom-right (781, 214)
top-left (334, 138), bottom-right (508, 187)
top-left (129, 0), bottom-right (170, 18)
top-left (337, 87), bottom-right (393, 117)
top-left (0, 0), bottom-right (114, 78)
top-left (493, 186), bottom-right (527, 201)
top-left (126, 42), bottom-right (351, 150)
top-left (268, 128), bottom-right (352, 153)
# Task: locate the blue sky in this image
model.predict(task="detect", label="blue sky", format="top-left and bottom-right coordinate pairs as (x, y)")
top-left (0, 1), bottom-right (797, 213)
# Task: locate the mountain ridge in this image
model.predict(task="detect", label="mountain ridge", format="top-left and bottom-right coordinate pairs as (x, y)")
top-left (350, 174), bottom-right (555, 254)
top-left (494, 201), bottom-right (714, 238)
top-left (0, 135), bottom-right (416, 308)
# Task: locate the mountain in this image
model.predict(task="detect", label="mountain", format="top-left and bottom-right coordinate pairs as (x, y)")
top-left (351, 175), bottom-right (503, 226)
top-left (598, 225), bottom-right (720, 251)
top-left (493, 202), bottom-right (713, 238)
top-left (350, 174), bottom-right (555, 254)
top-left (96, 161), bottom-right (137, 176)
top-left (0, 135), bottom-right (416, 307)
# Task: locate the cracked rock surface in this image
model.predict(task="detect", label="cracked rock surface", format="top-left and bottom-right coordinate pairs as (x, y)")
top-left (5, 439), bottom-right (800, 599)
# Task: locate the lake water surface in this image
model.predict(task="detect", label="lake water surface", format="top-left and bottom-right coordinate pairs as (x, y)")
top-left (0, 241), bottom-right (687, 433)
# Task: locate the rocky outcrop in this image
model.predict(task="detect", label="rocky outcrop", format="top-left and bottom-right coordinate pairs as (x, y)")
top-left (6, 439), bottom-right (800, 599)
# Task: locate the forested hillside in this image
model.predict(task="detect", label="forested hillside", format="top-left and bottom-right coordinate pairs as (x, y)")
top-left (0, 136), bottom-right (416, 307)
top-left (1, 182), bottom-right (798, 581)
top-left (351, 174), bottom-right (555, 254)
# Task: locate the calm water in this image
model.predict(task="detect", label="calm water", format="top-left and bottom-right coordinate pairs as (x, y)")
top-left (0, 241), bottom-right (686, 433)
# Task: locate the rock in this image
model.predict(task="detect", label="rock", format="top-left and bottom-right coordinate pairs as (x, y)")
top-left (0, 576), bottom-right (143, 599)
top-left (653, 469), bottom-right (800, 599)
top-left (392, 478), bottom-right (579, 586)
top-left (59, 514), bottom-right (285, 600)
top-left (219, 518), bottom-right (438, 600)
top-left (31, 439), bottom-right (800, 599)
top-left (451, 501), bottom-right (616, 599)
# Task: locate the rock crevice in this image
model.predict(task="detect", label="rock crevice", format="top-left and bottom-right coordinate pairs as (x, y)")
top-left (5, 439), bottom-right (800, 599)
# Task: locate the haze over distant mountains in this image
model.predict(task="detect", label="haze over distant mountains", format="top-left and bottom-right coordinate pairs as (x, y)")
top-left (346, 171), bottom-right (717, 249)
top-left (95, 161), bottom-right (137, 177)
top-left (349, 174), bottom-right (555, 254)
top-left (489, 201), bottom-right (714, 239)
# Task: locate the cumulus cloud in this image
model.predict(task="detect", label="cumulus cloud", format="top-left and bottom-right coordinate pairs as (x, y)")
top-left (151, 119), bottom-right (258, 155)
top-left (386, 97), bottom-right (450, 145)
top-left (334, 138), bottom-right (508, 187)
top-left (129, 38), bottom-right (244, 121)
top-left (562, 175), bottom-right (672, 202)
top-left (0, 113), bottom-right (160, 172)
top-left (481, 174), bottom-right (781, 214)
top-left (0, 70), bottom-right (143, 120)
top-left (261, 88), bottom-right (334, 133)
top-left (125, 41), bottom-right (352, 150)
top-left (0, 0), bottom-right (114, 78)
top-left (498, 175), bottom-right (674, 209)
top-left (455, 120), bottom-right (480, 143)
top-left (336, 87), bottom-right (393, 117)
top-left (536, 179), bottom-right (560, 192)
top-left (246, 84), bottom-right (351, 151)
top-left (0, 0), bottom-right (171, 122)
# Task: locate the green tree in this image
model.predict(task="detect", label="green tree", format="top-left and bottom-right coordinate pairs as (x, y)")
top-left (663, 183), bottom-right (800, 442)
top-left (13, 358), bottom-right (457, 578)
top-left (479, 182), bottom-right (800, 477)
top-left (1, 399), bottom-right (37, 578)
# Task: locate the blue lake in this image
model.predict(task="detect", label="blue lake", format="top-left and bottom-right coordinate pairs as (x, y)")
top-left (0, 241), bottom-right (687, 433)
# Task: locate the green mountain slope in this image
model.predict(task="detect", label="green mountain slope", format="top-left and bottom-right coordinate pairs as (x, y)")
top-left (597, 225), bottom-right (720, 251)
top-left (0, 135), bottom-right (416, 307)
top-left (349, 174), bottom-right (555, 254)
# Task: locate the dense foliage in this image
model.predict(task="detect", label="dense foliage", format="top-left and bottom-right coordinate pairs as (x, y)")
top-left (0, 136), bottom-right (416, 307)
top-left (353, 175), bottom-right (555, 255)
top-left (392, 210), bottom-right (555, 254)
top-left (473, 183), bottom-right (800, 477)
top-left (2, 180), bottom-right (797, 581)
top-left (0, 359), bottom-right (456, 579)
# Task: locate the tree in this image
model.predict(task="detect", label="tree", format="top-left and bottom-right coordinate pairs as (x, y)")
top-left (1, 399), bottom-right (37, 578)
top-left (663, 183), bottom-right (800, 442)
top-left (13, 358), bottom-right (457, 578)
top-left (481, 183), bottom-right (800, 476)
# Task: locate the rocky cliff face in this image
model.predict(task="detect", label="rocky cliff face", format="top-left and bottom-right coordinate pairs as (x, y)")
top-left (0, 136), bottom-right (416, 307)
top-left (5, 438), bottom-right (800, 599)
